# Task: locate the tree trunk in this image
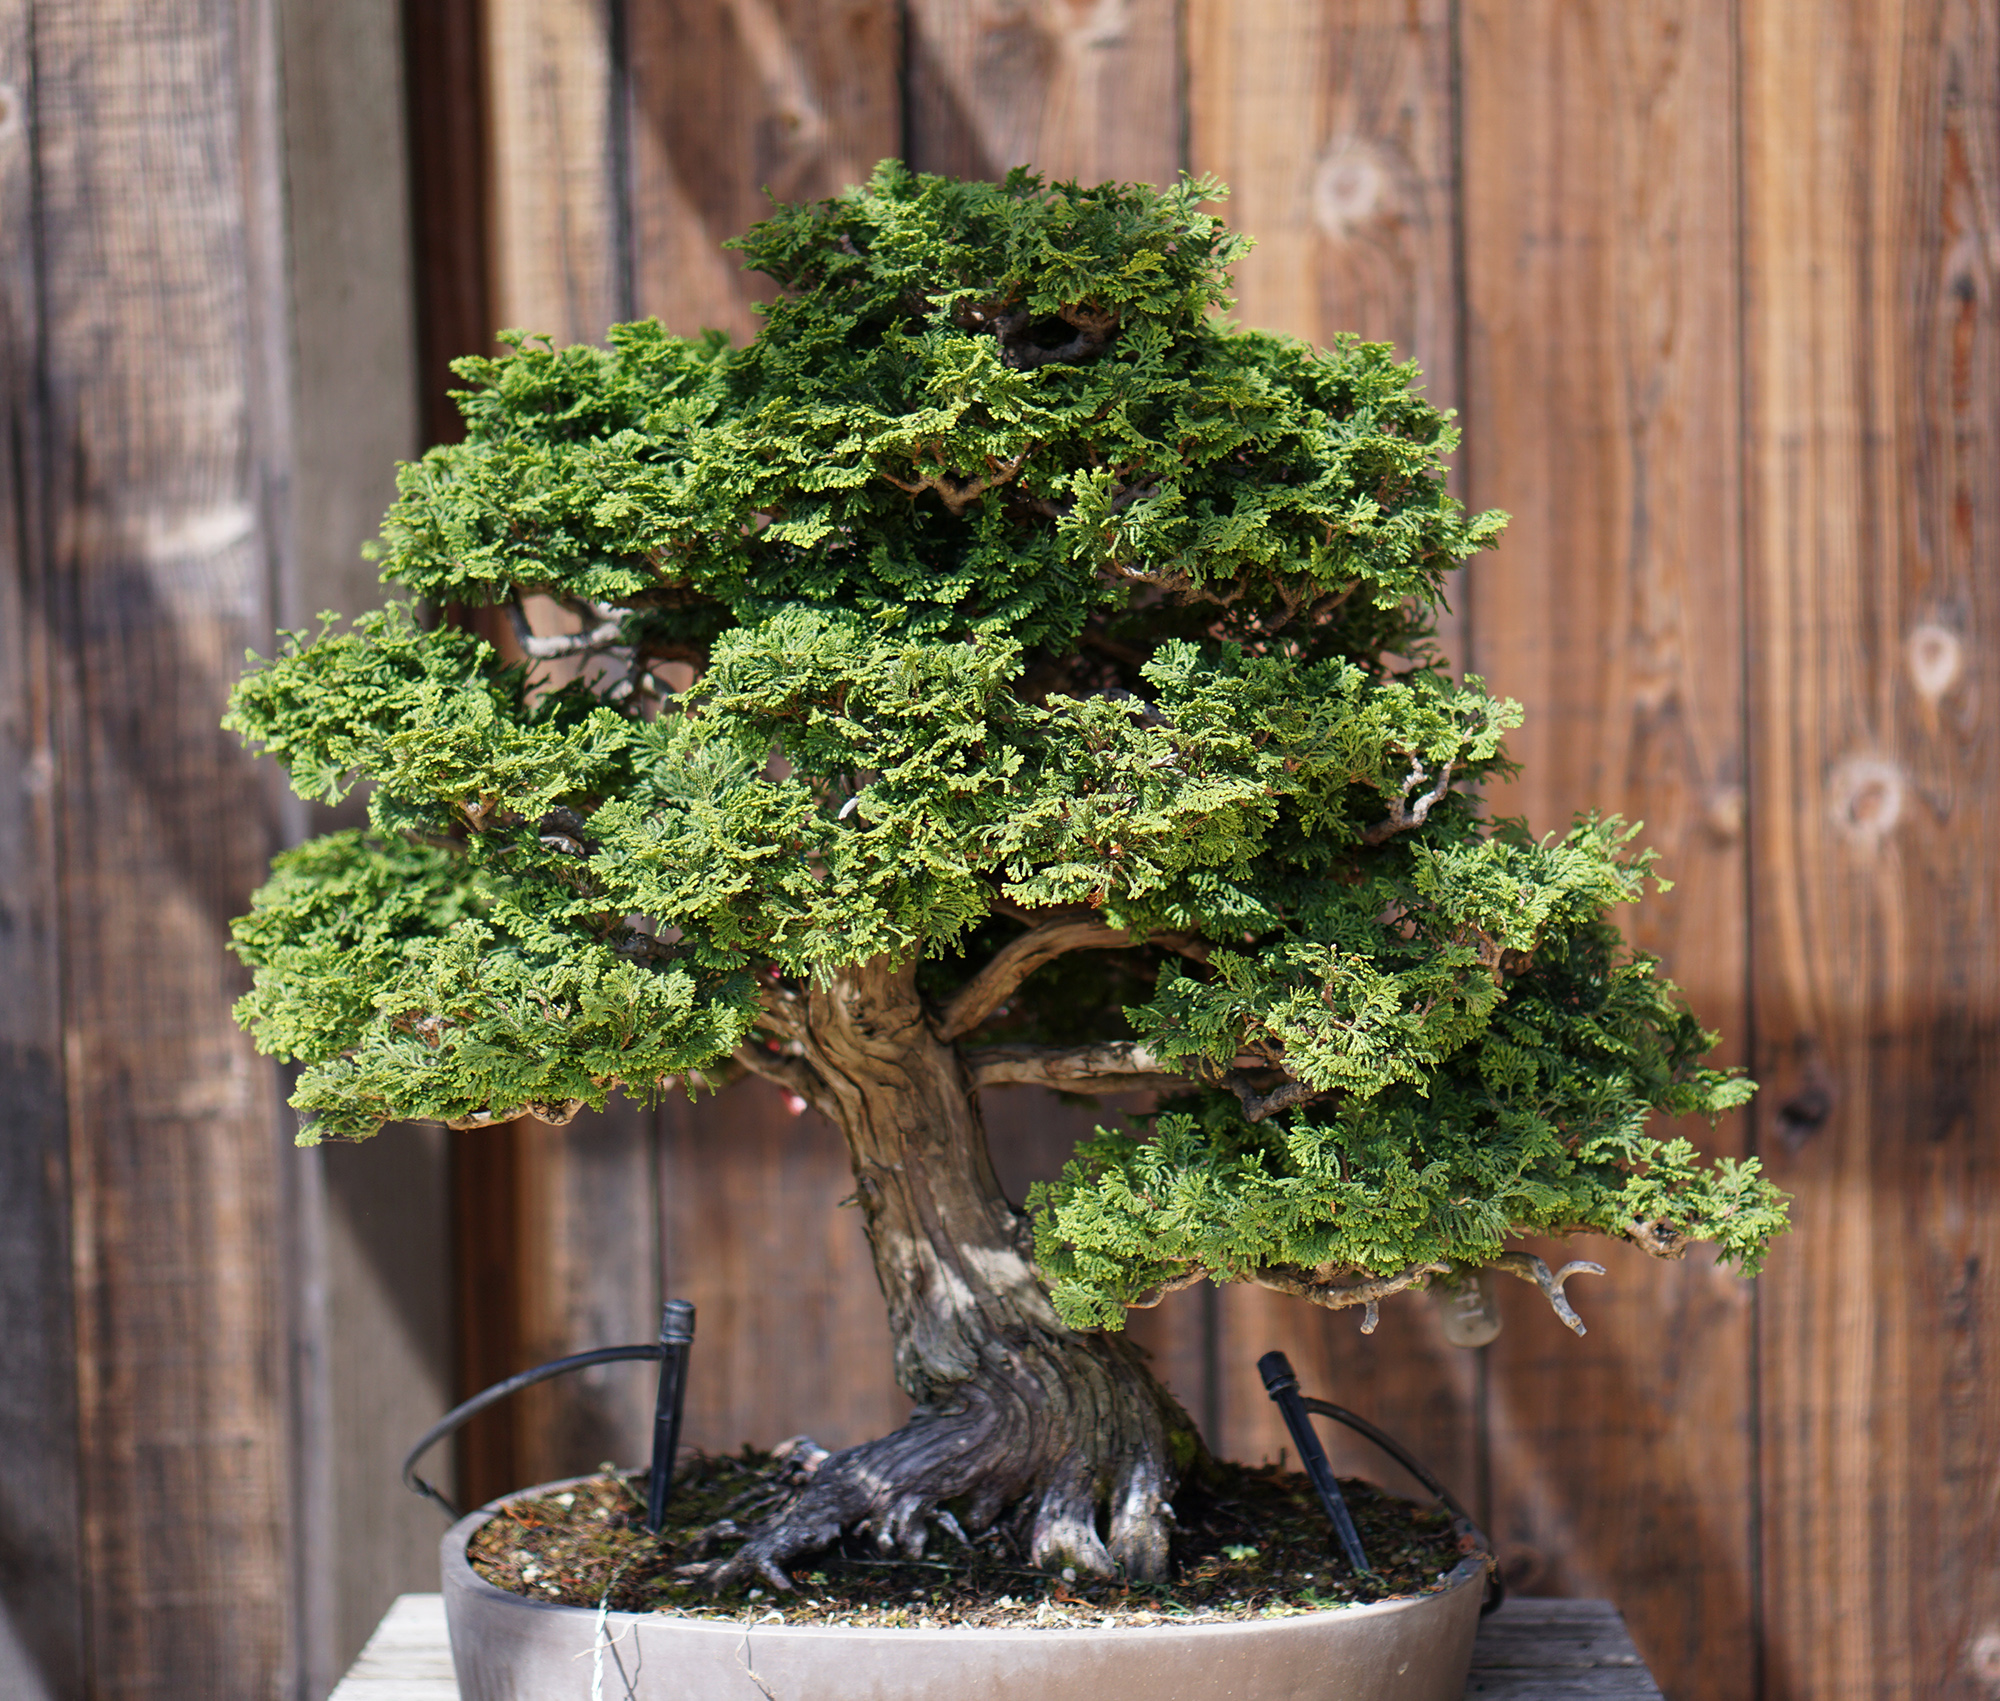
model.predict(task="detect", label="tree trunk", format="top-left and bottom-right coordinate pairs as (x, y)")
top-left (704, 956), bottom-right (1199, 1591)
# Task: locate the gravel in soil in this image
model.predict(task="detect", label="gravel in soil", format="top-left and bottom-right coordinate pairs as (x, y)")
top-left (466, 1449), bottom-right (1482, 1629)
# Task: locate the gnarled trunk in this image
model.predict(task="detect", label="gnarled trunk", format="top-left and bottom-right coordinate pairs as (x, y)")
top-left (705, 956), bottom-right (1198, 1591)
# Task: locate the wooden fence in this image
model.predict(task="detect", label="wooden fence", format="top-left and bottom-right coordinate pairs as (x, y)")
top-left (1, 2), bottom-right (1992, 1698)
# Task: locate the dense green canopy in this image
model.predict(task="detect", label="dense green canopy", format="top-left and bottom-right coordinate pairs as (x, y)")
top-left (227, 163), bottom-right (1783, 1328)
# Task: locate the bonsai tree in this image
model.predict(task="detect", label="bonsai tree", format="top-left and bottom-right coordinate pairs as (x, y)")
top-left (226, 165), bottom-right (1785, 1592)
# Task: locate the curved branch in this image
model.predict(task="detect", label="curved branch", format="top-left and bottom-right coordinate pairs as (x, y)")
top-left (965, 1041), bottom-right (1192, 1096)
top-left (1126, 1269), bottom-right (1209, 1310)
top-left (937, 918), bottom-right (1207, 1042)
top-left (756, 979), bottom-right (810, 1044)
top-left (1489, 1251), bottom-right (1606, 1336)
top-left (733, 1044), bottom-right (831, 1111)
top-left (1362, 757), bottom-right (1457, 845)
top-left (880, 448), bottom-right (1030, 518)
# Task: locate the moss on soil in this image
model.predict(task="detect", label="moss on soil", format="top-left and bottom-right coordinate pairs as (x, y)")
top-left (466, 1451), bottom-right (1482, 1629)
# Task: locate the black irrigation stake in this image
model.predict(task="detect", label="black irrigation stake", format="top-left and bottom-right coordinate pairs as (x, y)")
top-left (646, 1300), bottom-right (696, 1534)
top-left (399, 1296), bottom-right (698, 1527)
top-left (1258, 1350), bottom-right (1373, 1578)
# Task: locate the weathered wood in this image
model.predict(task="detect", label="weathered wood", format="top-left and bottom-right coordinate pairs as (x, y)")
top-left (905, 0), bottom-right (1181, 187)
top-left (402, 0), bottom-right (493, 448)
top-left (275, 4), bottom-right (450, 1682)
top-left (982, 1086), bottom-right (1218, 1450)
top-left (1184, 0), bottom-right (1478, 1511)
top-left (506, 1110), bottom-right (664, 1486)
top-left (486, 0), bottom-right (630, 342)
top-left (326, 1595), bottom-right (456, 1701)
top-left (661, 1080), bottom-right (907, 1457)
top-left (0, 8), bottom-right (84, 1696)
top-left (1456, 5), bottom-right (1757, 1698)
top-left (1743, 1), bottom-right (2000, 1696)
top-left (629, 0), bottom-right (903, 342)
top-left (21, 1), bottom-right (300, 1694)
top-left (318, 1134), bottom-right (456, 1678)
top-left (1466, 1598), bottom-right (1665, 1700)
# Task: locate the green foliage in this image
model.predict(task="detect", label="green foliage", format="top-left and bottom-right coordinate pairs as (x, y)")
top-left (373, 164), bottom-right (1496, 661)
top-left (226, 162), bottom-right (1783, 1296)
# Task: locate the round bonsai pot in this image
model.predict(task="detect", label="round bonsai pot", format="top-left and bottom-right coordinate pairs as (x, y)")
top-left (441, 1479), bottom-right (1490, 1701)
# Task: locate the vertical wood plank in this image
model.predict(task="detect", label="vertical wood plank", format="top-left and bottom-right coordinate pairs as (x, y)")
top-left (0, 5), bottom-right (84, 1693)
top-left (507, 1111), bottom-right (663, 1483)
top-left (628, 0), bottom-right (903, 342)
top-left (27, 1), bottom-right (299, 1693)
top-left (1743, 0), bottom-right (2000, 1695)
top-left (274, 0), bottom-right (453, 1677)
top-left (402, 0), bottom-right (493, 449)
top-left (616, 0), bottom-right (906, 1464)
top-left (472, 0), bottom-right (659, 1503)
top-left (1185, 0), bottom-right (1458, 412)
top-left (905, 0), bottom-right (1181, 187)
top-left (901, 0), bottom-right (1201, 1462)
top-left (662, 1082), bottom-right (906, 1455)
top-left (1184, 0), bottom-right (1480, 1508)
top-left (485, 0), bottom-right (628, 342)
top-left (1456, 3), bottom-right (1756, 1697)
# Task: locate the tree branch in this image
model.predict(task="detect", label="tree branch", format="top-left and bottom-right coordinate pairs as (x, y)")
top-left (733, 1044), bottom-right (830, 1110)
top-left (756, 978), bottom-right (810, 1043)
top-left (1489, 1251), bottom-right (1606, 1336)
top-left (508, 596), bottom-right (624, 660)
top-left (1126, 1269), bottom-right (1209, 1310)
top-left (1250, 1261), bottom-right (1453, 1334)
top-left (937, 917), bottom-right (1207, 1042)
top-left (1362, 757), bottom-right (1457, 845)
top-left (444, 1098), bottom-right (586, 1131)
top-left (1228, 1075), bottom-right (1329, 1123)
top-left (965, 1041), bottom-right (1192, 1096)
top-left (880, 448), bottom-right (1030, 517)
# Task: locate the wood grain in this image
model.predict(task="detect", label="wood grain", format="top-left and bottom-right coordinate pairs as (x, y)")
top-left (1184, 0), bottom-right (1479, 1511)
top-left (905, 0), bottom-right (1181, 187)
top-left (1457, 4), bottom-right (1757, 1697)
top-left (468, 2), bottom-right (667, 1510)
top-left (660, 1081), bottom-right (907, 1455)
top-left (402, 0), bottom-right (493, 447)
top-left (1743, 1), bottom-right (2000, 1696)
top-left (23, 1), bottom-right (301, 1693)
top-left (486, 0), bottom-right (630, 341)
top-left (0, 7), bottom-right (84, 1696)
top-left (629, 0), bottom-right (903, 342)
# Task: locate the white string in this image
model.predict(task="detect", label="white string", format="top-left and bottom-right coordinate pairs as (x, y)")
top-left (590, 1558), bottom-right (634, 1701)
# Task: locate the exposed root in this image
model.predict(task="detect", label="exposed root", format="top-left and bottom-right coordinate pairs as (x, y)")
top-left (1490, 1251), bottom-right (1606, 1335)
top-left (676, 1344), bottom-right (1187, 1595)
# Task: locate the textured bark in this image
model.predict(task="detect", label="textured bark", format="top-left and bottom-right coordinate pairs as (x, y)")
top-left (697, 956), bottom-right (1198, 1591)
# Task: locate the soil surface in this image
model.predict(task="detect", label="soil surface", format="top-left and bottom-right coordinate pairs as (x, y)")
top-left (466, 1450), bottom-right (1481, 1629)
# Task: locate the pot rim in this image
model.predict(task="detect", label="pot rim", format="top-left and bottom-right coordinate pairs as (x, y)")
top-left (443, 1474), bottom-right (1493, 1643)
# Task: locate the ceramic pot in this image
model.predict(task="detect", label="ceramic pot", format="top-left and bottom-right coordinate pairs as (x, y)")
top-left (442, 1479), bottom-right (1489, 1701)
